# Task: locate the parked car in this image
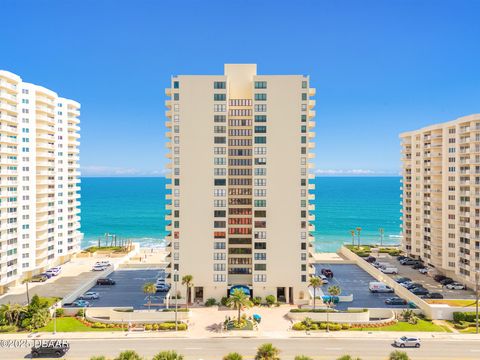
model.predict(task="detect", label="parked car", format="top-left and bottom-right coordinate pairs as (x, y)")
top-left (400, 258), bottom-right (418, 265)
top-left (422, 292), bottom-right (444, 299)
top-left (96, 278), bottom-right (116, 285)
top-left (412, 263), bottom-right (425, 270)
top-left (385, 297), bottom-right (407, 305)
top-left (445, 282), bottom-right (466, 290)
top-left (96, 260), bottom-right (111, 267)
top-left (365, 256), bottom-right (376, 263)
top-left (321, 268), bottom-right (333, 278)
top-left (369, 281), bottom-right (394, 293)
top-left (319, 274), bottom-right (329, 284)
top-left (30, 274), bottom-right (48, 282)
top-left (72, 300), bottom-right (90, 307)
top-left (394, 336), bottom-right (421, 348)
top-left (40, 272), bottom-right (53, 279)
top-left (434, 275), bottom-right (447, 282)
top-left (395, 277), bottom-right (411, 284)
top-left (418, 267), bottom-right (430, 274)
top-left (31, 342), bottom-right (70, 358)
top-left (440, 278), bottom-right (454, 286)
top-left (397, 255), bottom-right (407, 261)
top-left (410, 287), bottom-right (429, 296)
top-left (92, 264), bottom-right (106, 271)
top-left (45, 266), bottom-right (62, 276)
top-left (405, 282), bottom-right (424, 290)
top-left (79, 292), bottom-right (100, 300)
top-left (381, 267), bottom-right (398, 274)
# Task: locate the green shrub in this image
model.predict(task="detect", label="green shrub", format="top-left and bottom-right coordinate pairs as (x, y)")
top-left (76, 309), bottom-right (85, 317)
top-left (145, 324), bottom-right (152, 331)
top-left (0, 325), bottom-right (17, 333)
top-left (152, 323), bottom-right (159, 331)
top-left (205, 298), bottom-right (217, 307)
top-left (341, 323), bottom-right (351, 329)
top-left (265, 295), bottom-right (276, 306)
top-left (294, 356), bottom-right (313, 360)
top-left (221, 296), bottom-right (229, 306)
top-left (92, 322), bottom-right (107, 328)
top-left (90, 356), bottom-right (107, 360)
top-left (319, 322), bottom-right (327, 330)
top-left (252, 296), bottom-right (262, 306)
top-left (329, 323), bottom-right (342, 331)
top-left (292, 322), bottom-right (306, 331)
top-left (309, 323), bottom-right (319, 330)
top-left (454, 321), bottom-right (469, 329)
top-left (114, 350), bottom-right (142, 360)
top-left (153, 350), bottom-right (184, 360)
top-left (55, 308), bottom-right (65, 317)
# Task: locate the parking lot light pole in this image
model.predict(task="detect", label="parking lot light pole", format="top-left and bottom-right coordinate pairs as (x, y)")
top-left (174, 270), bottom-right (178, 331)
top-left (53, 307), bottom-right (57, 335)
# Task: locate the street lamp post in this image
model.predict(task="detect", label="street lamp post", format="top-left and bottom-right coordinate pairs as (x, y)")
top-left (53, 307), bottom-right (57, 335)
top-left (174, 269), bottom-right (178, 331)
top-left (379, 228), bottom-right (384, 247)
top-left (356, 227), bottom-right (362, 249)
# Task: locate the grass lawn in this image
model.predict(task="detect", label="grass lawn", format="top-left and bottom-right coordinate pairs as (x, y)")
top-left (426, 299), bottom-right (479, 307)
top-left (37, 317), bottom-right (123, 332)
top-left (352, 319), bottom-right (451, 332)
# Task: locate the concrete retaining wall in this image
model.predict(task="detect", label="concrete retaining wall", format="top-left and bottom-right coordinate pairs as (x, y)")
top-left (339, 246), bottom-right (434, 318)
top-left (85, 307), bottom-right (190, 324)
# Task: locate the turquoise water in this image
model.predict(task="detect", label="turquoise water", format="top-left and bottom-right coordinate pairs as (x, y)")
top-left (80, 177), bottom-right (401, 252)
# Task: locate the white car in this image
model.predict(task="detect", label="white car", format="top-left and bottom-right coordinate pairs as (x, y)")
top-left (79, 292), bottom-right (99, 300)
top-left (96, 261), bottom-right (111, 267)
top-left (394, 336), bottom-right (421, 348)
top-left (381, 267), bottom-right (398, 274)
top-left (92, 264), bottom-right (106, 271)
top-left (418, 267), bottom-right (429, 274)
top-left (445, 282), bottom-right (466, 290)
top-left (46, 267), bottom-right (62, 276)
top-left (319, 275), bottom-right (329, 284)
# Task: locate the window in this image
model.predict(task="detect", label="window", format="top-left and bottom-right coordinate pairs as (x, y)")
top-left (254, 81), bottom-right (267, 89)
top-left (255, 93), bottom-right (267, 101)
top-left (254, 264), bottom-right (267, 271)
top-left (214, 81), bottom-right (226, 89)
top-left (173, 81), bottom-right (179, 89)
top-left (254, 104), bottom-right (267, 112)
top-left (173, 93), bottom-right (179, 101)
top-left (214, 137), bottom-right (226, 144)
top-left (255, 136), bottom-right (266, 144)
top-left (214, 104), bottom-right (226, 112)
top-left (302, 93), bottom-right (307, 101)
top-left (255, 126), bottom-right (267, 134)
top-left (255, 115), bottom-right (267, 122)
top-left (214, 115), bottom-right (226, 123)
top-left (214, 94), bottom-right (226, 101)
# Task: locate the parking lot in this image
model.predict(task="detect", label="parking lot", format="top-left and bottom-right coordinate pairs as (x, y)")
top-left (70, 269), bottom-right (166, 310)
top-left (373, 255), bottom-right (476, 299)
top-left (314, 263), bottom-right (408, 310)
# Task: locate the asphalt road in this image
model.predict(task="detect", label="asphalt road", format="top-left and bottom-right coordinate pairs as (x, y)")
top-left (3, 337), bottom-right (480, 359)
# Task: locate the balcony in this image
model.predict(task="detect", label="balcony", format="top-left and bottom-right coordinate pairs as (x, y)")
top-left (308, 110), bottom-right (316, 118)
top-left (165, 88), bottom-right (172, 97)
top-left (165, 100), bottom-right (172, 109)
top-left (309, 88), bottom-right (316, 96)
top-left (308, 99), bottom-right (316, 109)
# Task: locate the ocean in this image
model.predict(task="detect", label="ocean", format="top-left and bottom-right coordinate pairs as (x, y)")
top-left (80, 177), bottom-right (402, 252)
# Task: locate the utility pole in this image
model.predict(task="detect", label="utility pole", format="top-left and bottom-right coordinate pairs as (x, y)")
top-left (174, 269), bottom-right (178, 331)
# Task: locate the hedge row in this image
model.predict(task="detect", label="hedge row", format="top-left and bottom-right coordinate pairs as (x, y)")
top-left (453, 312), bottom-right (479, 323)
top-left (292, 322), bottom-right (351, 331)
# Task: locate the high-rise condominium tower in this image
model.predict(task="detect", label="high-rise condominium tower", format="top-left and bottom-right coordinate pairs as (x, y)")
top-left (401, 114), bottom-right (480, 288)
top-left (164, 64), bottom-right (316, 304)
top-left (0, 70), bottom-right (82, 294)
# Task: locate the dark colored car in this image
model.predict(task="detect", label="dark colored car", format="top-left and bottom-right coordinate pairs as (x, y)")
top-left (412, 263), bottom-right (425, 270)
top-left (440, 278), bottom-right (454, 286)
top-left (400, 259), bottom-right (418, 265)
top-left (365, 256), bottom-right (376, 263)
top-left (422, 292), bottom-right (444, 299)
top-left (31, 342), bottom-right (70, 357)
top-left (405, 282), bottom-right (423, 290)
top-left (385, 297), bottom-right (407, 305)
top-left (30, 274), bottom-right (48, 282)
top-left (397, 255), bottom-right (407, 261)
top-left (434, 275), bottom-right (447, 282)
top-left (395, 277), bottom-right (411, 284)
top-left (411, 287), bottom-right (429, 296)
top-left (96, 278), bottom-right (116, 285)
top-left (321, 268), bottom-right (333, 278)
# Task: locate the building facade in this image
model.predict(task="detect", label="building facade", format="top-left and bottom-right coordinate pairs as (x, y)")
top-left (164, 64), bottom-right (316, 304)
top-left (0, 70), bottom-right (82, 294)
top-left (400, 114), bottom-right (480, 288)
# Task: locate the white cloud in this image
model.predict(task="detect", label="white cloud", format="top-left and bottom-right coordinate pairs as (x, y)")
top-left (81, 165), bottom-right (167, 177)
top-left (315, 168), bottom-right (399, 176)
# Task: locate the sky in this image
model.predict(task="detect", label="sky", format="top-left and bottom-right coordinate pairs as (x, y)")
top-left (1, 0), bottom-right (479, 177)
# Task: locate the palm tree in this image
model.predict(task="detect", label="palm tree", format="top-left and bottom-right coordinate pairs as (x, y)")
top-left (142, 282), bottom-right (157, 311)
top-left (349, 230), bottom-right (355, 246)
top-left (356, 227), bottom-right (362, 249)
top-left (337, 356), bottom-right (362, 360)
top-left (326, 285), bottom-right (341, 332)
top-left (22, 278), bottom-right (30, 304)
top-left (388, 351), bottom-right (411, 360)
top-left (255, 343), bottom-right (280, 360)
top-left (181, 275), bottom-right (193, 308)
top-left (114, 350), bottom-right (142, 360)
top-left (308, 276), bottom-right (322, 310)
top-left (226, 288), bottom-right (253, 322)
top-left (90, 357), bottom-right (107, 360)
top-left (9, 303), bottom-right (27, 326)
top-left (30, 307), bottom-right (50, 329)
top-left (223, 353), bottom-right (243, 360)
top-left (152, 350), bottom-right (184, 360)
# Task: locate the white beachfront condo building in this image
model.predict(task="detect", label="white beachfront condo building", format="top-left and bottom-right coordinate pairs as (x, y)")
top-left (400, 114), bottom-right (480, 288)
top-left (0, 70), bottom-right (82, 294)
top-left (164, 64), bottom-right (316, 304)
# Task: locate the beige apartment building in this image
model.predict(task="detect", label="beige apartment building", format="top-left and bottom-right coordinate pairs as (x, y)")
top-left (401, 114), bottom-right (480, 288)
top-left (164, 64), bottom-right (316, 304)
top-left (0, 70), bottom-right (82, 294)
